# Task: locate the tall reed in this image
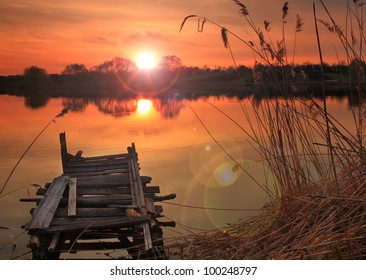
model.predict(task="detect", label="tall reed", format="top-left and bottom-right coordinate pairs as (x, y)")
top-left (170, 0), bottom-right (366, 259)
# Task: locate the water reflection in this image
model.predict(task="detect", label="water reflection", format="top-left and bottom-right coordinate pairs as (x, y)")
top-left (0, 93), bottom-right (359, 259)
top-left (61, 98), bottom-right (88, 113)
top-left (137, 99), bottom-right (152, 115)
top-left (59, 96), bottom-right (185, 119)
top-left (24, 91), bottom-right (50, 110)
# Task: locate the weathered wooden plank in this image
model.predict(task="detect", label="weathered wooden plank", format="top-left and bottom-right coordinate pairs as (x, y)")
top-left (47, 215), bottom-right (150, 232)
top-left (59, 196), bottom-right (133, 208)
top-left (36, 185), bottom-right (160, 196)
top-left (27, 176), bottom-right (69, 230)
top-left (128, 143), bottom-right (152, 251)
top-left (63, 169), bottom-right (130, 178)
top-left (48, 232), bottom-right (60, 251)
top-left (55, 207), bottom-right (127, 218)
top-left (58, 241), bottom-right (132, 251)
top-left (64, 165), bottom-right (129, 174)
top-left (68, 177), bottom-right (77, 217)
top-left (66, 159), bottom-right (129, 168)
top-left (145, 198), bottom-right (156, 215)
top-left (71, 230), bottom-right (136, 240)
top-left (76, 175), bottom-right (152, 187)
top-left (68, 153), bottom-right (129, 162)
top-left (37, 186), bottom-right (131, 196)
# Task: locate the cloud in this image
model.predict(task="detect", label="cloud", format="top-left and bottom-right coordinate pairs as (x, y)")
top-left (124, 31), bottom-right (170, 48)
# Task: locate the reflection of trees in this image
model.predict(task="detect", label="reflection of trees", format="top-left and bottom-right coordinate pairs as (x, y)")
top-left (58, 96), bottom-right (186, 119)
top-left (154, 95), bottom-right (185, 119)
top-left (62, 98), bottom-right (89, 112)
top-left (93, 98), bottom-right (137, 117)
top-left (24, 92), bottom-right (50, 110)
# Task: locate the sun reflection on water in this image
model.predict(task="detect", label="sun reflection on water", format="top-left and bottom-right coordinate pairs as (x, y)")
top-left (137, 98), bottom-right (153, 115)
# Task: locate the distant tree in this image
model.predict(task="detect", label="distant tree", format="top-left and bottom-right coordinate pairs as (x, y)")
top-left (62, 64), bottom-right (88, 75)
top-left (23, 65), bottom-right (48, 88)
top-left (23, 65), bottom-right (48, 80)
top-left (159, 55), bottom-right (182, 71)
top-left (91, 57), bottom-right (135, 73)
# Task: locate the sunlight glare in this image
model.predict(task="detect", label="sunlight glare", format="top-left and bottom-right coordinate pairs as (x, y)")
top-left (137, 99), bottom-right (153, 114)
top-left (136, 52), bottom-right (157, 70)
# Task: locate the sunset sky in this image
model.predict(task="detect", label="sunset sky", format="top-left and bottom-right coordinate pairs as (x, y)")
top-left (0, 0), bottom-right (352, 75)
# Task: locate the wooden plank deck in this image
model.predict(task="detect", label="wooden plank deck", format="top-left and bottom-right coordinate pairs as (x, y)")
top-left (20, 132), bottom-right (176, 260)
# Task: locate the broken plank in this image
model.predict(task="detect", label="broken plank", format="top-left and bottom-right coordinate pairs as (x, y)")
top-left (27, 176), bottom-right (69, 230)
top-left (68, 177), bottom-right (77, 217)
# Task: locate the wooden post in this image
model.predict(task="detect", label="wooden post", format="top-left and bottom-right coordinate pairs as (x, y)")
top-left (68, 177), bottom-right (77, 216)
top-left (59, 132), bottom-right (68, 172)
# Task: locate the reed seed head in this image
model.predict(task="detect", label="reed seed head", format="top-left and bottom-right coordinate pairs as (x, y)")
top-left (282, 2), bottom-right (289, 20)
top-left (232, 0), bottom-right (249, 16)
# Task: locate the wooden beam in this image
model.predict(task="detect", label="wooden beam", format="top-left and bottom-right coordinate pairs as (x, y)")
top-left (68, 177), bottom-right (77, 217)
top-left (27, 176), bottom-right (69, 230)
top-left (128, 143), bottom-right (153, 251)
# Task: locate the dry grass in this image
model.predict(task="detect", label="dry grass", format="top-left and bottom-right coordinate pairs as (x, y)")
top-left (171, 0), bottom-right (366, 260)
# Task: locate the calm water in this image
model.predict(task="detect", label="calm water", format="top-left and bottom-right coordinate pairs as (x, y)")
top-left (0, 93), bottom-right (354, 259)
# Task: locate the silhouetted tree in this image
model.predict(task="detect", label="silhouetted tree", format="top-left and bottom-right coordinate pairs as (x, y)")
top-left (159, 55), bottom-right (182, 71)
top-left (23, 65), bottom-right (48, 88)
top-left (62, 64), bottom-right (88, 75)
top-left (91, 57), bottom-right (136, 73)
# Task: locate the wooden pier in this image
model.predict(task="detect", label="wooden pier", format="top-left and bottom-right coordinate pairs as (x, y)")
top-left (20, 132), bottom-right (176, 259)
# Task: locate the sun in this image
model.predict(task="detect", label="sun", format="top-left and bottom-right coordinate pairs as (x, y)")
top-left (135, 52), bottom-right (158, 70)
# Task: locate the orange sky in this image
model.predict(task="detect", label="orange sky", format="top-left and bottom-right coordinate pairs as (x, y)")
top-left (0, 0), bottom-right (352, 75)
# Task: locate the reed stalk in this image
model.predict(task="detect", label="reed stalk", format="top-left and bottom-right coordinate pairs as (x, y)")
top-left (172, 0), bottom-right (366, 259)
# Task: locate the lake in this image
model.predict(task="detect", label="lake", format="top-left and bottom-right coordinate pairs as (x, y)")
top-left (0, 92), bottom-right (355, 259)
